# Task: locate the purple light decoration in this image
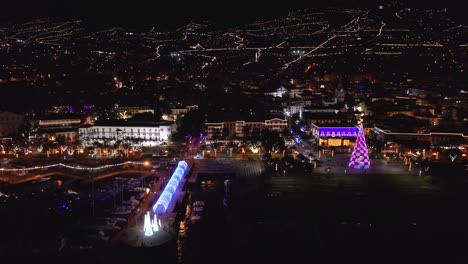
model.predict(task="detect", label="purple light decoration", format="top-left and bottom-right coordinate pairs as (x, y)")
top-left (318, 127), bottom-right (359, 138)
top-left (68, 106), bottom-right (74, 113)
top-left (83, 105), bottom-right (94, 110)
top-left (348, 125), bottom-right (370, 169)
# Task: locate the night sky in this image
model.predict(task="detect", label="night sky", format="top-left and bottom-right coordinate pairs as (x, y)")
top-left (2, 0), bottom-right (465, 29)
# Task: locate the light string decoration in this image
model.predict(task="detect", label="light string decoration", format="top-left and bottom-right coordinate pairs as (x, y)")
top-left (0, 161), bottom-right (149, 172)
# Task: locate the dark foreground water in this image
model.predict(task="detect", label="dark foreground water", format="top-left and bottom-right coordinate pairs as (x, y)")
top-left (180, 170), bottom-right (468, 264)
top-left (2, 169), bottom-right (468, 263)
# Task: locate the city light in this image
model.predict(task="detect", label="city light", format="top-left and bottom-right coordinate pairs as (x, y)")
top-left (318, 127), bottom-right (359, 138)
top-left (348, 125), bottom-right (370, 169)
top-left (0, 3), bottom-right (465, 256)
top-left (250, 146), bottom-right (259, 153)
top-left (0, 161), bottom-right (149, 172)
top-left (144, 211), bottom-right (153, 237)
top-left (152, 214), bottom-right (160, 232)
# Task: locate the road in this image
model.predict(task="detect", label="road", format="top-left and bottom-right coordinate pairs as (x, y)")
top-left (0, 168), bottom-right (152, 184)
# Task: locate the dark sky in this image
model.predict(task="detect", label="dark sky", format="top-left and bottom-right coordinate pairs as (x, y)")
top-left (2, 0), bottom-right (465, 30)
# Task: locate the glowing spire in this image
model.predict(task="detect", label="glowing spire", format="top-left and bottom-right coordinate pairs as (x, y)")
top-left (144, 212), bottom-right (153, 236)
top-left (152, 215), bottom-right (160, 232)
top-left (348, 124), bottom-right (370, 169)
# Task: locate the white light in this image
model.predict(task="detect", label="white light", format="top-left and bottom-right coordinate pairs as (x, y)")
top-left (0, 161), bottom-right (147, 172)
top-left (152, 214), bottom-right (160, 232)
top-left (250, 146), bottom-right (259, 153)
top-left (144, 212), bottom-right (154, 236)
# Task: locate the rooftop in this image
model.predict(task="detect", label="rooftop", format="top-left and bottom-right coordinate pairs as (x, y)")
top-left (92, 119), bottom-right (173, 127)
top-left (311, 123), bottom-right (358, 128)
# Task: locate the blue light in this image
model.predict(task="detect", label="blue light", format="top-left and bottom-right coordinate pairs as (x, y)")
top-left (153, 161), bottom-right (188, 214)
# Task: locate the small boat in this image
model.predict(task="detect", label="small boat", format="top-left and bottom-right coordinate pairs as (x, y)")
top-left (112, 205), bottom-right (133, 215)
top-left (37, 177), bottom-right (52, 182)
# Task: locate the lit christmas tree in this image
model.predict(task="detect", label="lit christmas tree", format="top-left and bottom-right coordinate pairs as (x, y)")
top-left (348, 124), bottom-right (370, 169)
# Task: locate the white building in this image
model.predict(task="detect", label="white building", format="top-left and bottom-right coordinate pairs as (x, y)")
top-left (265, 86), bottom-right (288, 97)
top-left (205, 118), bottom-right (288, 139)
top-left (38, 118), bottom-right (81, 128)
top-left (283, 105), bottom-right (304, 117)
top-left (30, 116), bottom-right (81, 142)
top-left (79, 120), bottom-right (175, 147)
top-left (170, 105), bottom-right (198, 119)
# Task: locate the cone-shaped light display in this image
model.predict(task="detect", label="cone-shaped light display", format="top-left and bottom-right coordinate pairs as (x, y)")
top-left (348, 124), bottom-right (370, 169)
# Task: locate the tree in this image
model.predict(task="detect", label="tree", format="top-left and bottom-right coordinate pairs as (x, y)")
top-left (93, 141), bottom-right (102, 148)
top-left (43, 140), bottom-right (58, 152)
top-left (222, 127), bottom-right (230, 140)
top-left (444, 148), bottom-right (462, 162)
top-left (242, 126), bottom-right (251, 143)
top-left (400, 139), bottom-right (431, 152)
top-left (56, 134), bottom-right (66, 145)
top-left (260, 130), bottom-right (286, 153)
top-left (176, 109), bottom-right (205, 138)
top-left (386, 114), bottom-right (429, 132)
top-left (366, 132), bottom-right (384, 153)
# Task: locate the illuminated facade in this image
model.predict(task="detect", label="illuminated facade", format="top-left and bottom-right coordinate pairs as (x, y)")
top-left (205, 118), bottom-right (288, 139)
top-left (153, 161), bottom-right (188, 214)
top-left (79, 120), bottom-right (174, 147)
top-left (117, 106), bottom-right (154, 119)
top-left (310, 123), bottom-right (358, 147)
top-left (30, 116), bottom-right (81, 143)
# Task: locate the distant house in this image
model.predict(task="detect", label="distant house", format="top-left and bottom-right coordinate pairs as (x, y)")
top-left (206, 118), bottom-right (288, 139)
top-left (304, 111), bottom-right (355, 127)
top-left (373, 126), bottom-right (468, 147)
top-left (264, 86), bottom-right (288, 97)
top-left (30, 116), bottom-right (81, 142)
top-left (0, 112), bottom-right (24, 137)
top-left (117, 106), bottom-right (154, 119)
top-left (171, 105), bottom-right (198, 119)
